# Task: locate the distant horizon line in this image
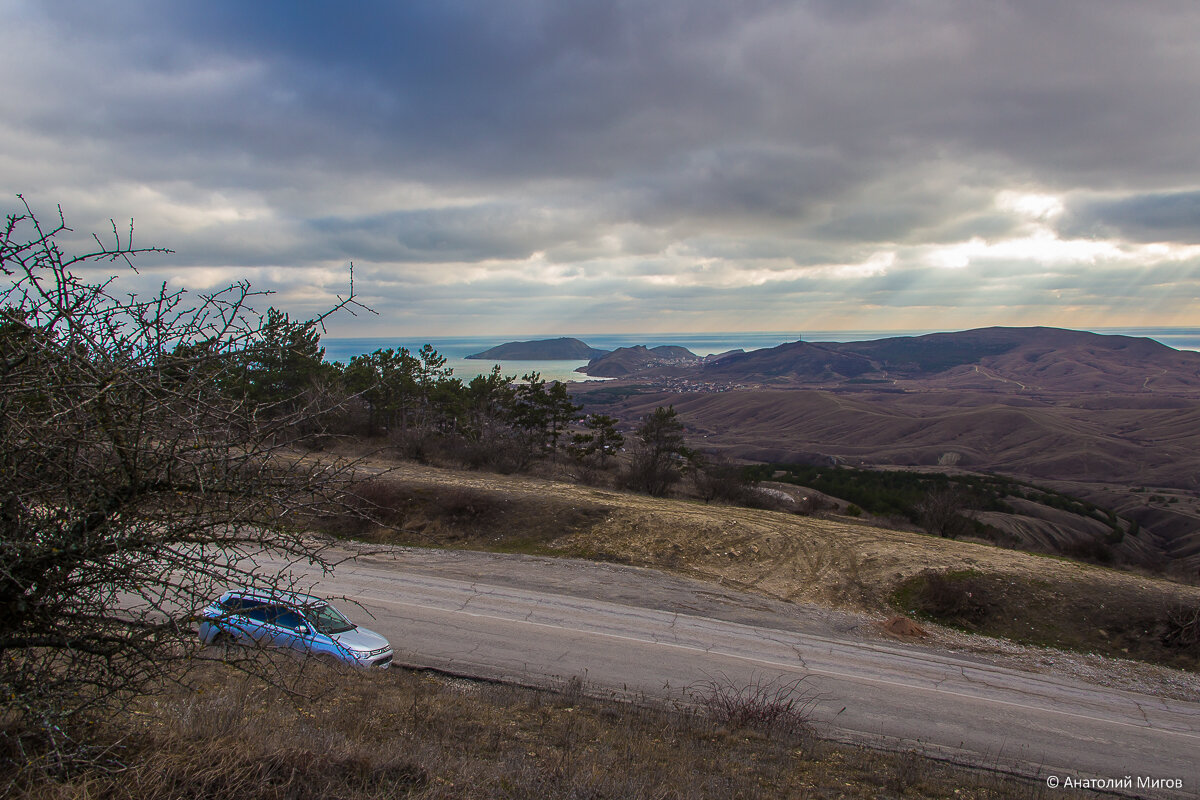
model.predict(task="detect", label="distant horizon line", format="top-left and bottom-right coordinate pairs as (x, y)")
top-left (325, 325), bottom-right (1200, 340)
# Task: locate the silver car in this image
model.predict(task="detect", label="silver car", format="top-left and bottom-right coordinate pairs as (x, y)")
top-left (198, 589), bottom-right (393, 668)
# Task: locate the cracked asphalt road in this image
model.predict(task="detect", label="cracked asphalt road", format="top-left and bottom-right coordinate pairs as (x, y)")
top-left (265, 545), bottom-right (1199, 797)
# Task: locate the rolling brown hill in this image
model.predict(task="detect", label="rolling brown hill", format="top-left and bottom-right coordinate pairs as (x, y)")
top-left (596, 388), bottom-right (1200, 488)
top-left (698, 340), bottom-right (877, 381)
top-left (585, 386), bottom-right (1200, 575)
top-left (572, 328), bottom-right (1200, 575)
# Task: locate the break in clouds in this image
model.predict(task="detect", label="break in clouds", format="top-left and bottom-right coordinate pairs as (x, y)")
top-left (3, 0), bottom-right (1200, 335)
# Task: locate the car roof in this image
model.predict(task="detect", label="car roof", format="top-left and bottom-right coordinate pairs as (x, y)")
top-left (221, 588), bottom-right (327, 608)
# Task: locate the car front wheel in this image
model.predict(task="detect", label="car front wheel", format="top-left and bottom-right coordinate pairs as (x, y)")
top-left (209, 630), bottom-right (238, 656)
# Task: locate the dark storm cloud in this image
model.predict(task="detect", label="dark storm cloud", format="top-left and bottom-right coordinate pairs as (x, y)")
top-left (1060, 192), bottom-right (1200, 244)
top-left (621, 146), bottom-right (857, 229)
top-left (39, 0), bottom-right (1195, 188)
top-left (30, 0), bottom-right (774, 182)
top-left (5, 1), bottom-right (1200, 332)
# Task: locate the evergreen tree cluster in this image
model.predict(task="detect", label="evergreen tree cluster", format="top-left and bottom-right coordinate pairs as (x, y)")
top-left (229, 313), bottom-right (618, 469)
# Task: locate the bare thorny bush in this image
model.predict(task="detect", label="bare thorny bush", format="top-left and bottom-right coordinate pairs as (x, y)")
top-left (688, 672), bottom-right (821, 739)
top-left (0, 197), bottom-right (370, 775)
top-left (1163, 602), bottom-right (1200, 650)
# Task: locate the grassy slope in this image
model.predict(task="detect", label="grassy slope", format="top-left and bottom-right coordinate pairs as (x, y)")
top-left (7, 659), bottom-right (1078, 800)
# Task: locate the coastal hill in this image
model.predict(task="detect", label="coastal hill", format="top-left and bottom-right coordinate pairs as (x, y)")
top-left (578, 345), bottom-right (746, 377)
top-left (692, 326), bottom-right (1200, 393)
top-left (466, 337), bottom-right (608, 360)
top-left (577, 328), bottom-right (1200, 485)
top-left (578, 345), bottom-right (703, 377)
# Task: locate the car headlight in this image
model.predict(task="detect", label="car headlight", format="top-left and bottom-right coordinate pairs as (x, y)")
top-left (358, 646), bottom-right (390, 659)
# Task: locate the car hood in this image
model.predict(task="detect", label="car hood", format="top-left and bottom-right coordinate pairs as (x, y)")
top-left (330, 626), bottom-right (389, 653)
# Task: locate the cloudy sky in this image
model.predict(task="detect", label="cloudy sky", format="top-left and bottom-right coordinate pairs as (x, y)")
top-left (3, 1), bottom-right (1200, 337)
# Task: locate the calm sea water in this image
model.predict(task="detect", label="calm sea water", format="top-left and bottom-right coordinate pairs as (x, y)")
top-left (322, 328), bottom-right (1200, 384)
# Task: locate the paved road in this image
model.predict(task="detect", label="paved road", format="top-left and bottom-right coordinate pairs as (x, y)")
top-left (269, 548), bottom-right (1199, 798)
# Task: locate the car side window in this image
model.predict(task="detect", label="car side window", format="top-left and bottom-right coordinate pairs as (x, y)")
top-left (220, 596), bottom-right (248, 614)
top-left (273, 609), bottom-right (307, 631)
top-left (241, 602), bottom-right (271, 623)
top-left (218, 597), bottom-right (306, 629)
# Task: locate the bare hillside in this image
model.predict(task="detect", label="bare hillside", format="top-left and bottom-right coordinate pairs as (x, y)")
top-left (573, 385), bottom-right (1200, 574)
top-left (596, 388), bottom-right (1200, 488)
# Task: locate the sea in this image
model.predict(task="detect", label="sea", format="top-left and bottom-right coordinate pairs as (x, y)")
top-left (322, 327), bottom-right (1200, 384)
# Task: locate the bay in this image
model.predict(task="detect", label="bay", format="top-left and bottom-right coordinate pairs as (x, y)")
top-left (322, 327), bottom-right (1200, 384)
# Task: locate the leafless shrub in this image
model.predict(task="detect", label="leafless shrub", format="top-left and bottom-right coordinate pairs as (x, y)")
top-left (339, 478), bottom-right (413, 535)
top-left (557, 674), bottom-right (586, 707)
top-left (689, 672), bottom-right (820, 737)
top-left (915, 486), bottom-right (974, 538)
top-left (450, 426), bottom-right (539, 473)
top-left (0, 197), bottom-right (369, 769)
top-left (1162, 603), bottom-right (1200, 650)
top-left (309, 479), bottom-right (523, 545)
top-left (433, 486), bottom-right (507, 524)
top-left (1061, 537), bottom-right (1115, 565)
top-left (620, 448), bottom-right (679, 497)
top-left (691, 454), bottom-right (756, 504)
top-left (794, 493), bottom-right (829, 515)
top-left (567, 452), bottom-right (612, 487)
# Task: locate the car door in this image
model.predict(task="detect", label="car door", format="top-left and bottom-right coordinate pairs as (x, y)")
top-left (266, 606), bottom-right (313, 654)
top-left (238, 600), bottom-right (274, 646)
top-left (214, 596), bottom-right (260, 643)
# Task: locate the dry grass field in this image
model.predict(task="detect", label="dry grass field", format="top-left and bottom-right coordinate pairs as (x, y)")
top-left (4, 658), bottom-right (1082, 800)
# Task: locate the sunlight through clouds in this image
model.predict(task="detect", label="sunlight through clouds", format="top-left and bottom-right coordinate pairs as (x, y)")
top-left (996, 191), bottom-right (1064, 221)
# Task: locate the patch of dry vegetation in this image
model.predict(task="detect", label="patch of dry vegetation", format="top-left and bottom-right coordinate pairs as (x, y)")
top-left (4, 660), bottom-right (1069, 800)
top-left (309, 475), bottom-right (613, 554)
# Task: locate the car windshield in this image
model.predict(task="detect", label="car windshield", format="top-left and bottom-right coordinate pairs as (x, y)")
top-left (304, 603), bottom-right (356, 635)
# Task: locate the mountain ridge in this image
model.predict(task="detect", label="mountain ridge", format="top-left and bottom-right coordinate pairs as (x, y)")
top-left (573, 326), bottom-right (1200, 392)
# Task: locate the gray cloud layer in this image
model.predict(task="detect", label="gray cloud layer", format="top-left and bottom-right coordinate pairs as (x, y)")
top-left (3, 0), bottom-right (1200, 334)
